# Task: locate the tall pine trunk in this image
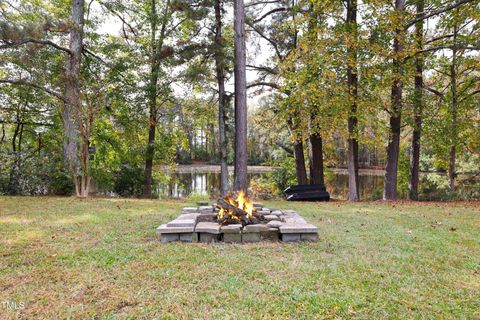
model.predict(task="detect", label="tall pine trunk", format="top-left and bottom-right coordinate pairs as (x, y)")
top-left (346, 0), bottom-right (359, 201)
top-left (233, 0), bottom-right (248, 192)
top-left (214, 0), bottom-right (229, 197)
top-left (449, 24), bottom-right (458, 191)
top-left (383, 0), bottom-right (405, 200)
top-left (64, 0), bottom-right (85, 197)
top-left (408, 0), bottom-right (424, 200)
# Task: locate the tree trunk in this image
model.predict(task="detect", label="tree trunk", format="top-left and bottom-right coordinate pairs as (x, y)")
top-left (233, 0), bottom-right (248, 192)
top-left (214, 0), bottom-right (229, 197)
top-left (408, 0), bottom-right (424, 200)
top-left (309, 133), bottom-right (325, 185)
top-left (383, 0), bottom-right (405, 200)
top-left (8, 121), bottom-right (21, 194)
top-left (143, 0), bottom-right (169, 198)
top-left (286, 1), bottom-right (306, 186)
top-left (449, 24), bottom-right (458, 191)
top-left (346, 0), bottom-right (359, 201)
top-left (64, 0), bottom-right (85, 197)
top-left (293, 139), bottom-right (308, 185)
top-left (287, 117), bottom-right (308, 185)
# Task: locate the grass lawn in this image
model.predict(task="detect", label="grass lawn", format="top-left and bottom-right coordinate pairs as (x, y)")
top-left (0, 197), bottom-right (479, 319)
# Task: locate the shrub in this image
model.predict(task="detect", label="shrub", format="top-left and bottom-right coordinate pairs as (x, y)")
top-left (113, 163), bottom-right (144, 197)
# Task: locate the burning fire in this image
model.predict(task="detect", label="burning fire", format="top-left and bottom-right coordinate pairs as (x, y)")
top-left (217, 190), bottom-right (257, 224)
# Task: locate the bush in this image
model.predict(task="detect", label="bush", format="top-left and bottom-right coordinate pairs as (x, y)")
top-left (250, 157), bottom-right (296, 199)
top-left (270, 157), bottom-right (297, 193)
top-left (113, 163), bottom-right (144, 197)
top-left (48, 169), bottom-right (75, 196)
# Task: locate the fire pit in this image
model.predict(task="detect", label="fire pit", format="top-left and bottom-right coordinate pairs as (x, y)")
top-left (156, 192), bottom-right (319, 243)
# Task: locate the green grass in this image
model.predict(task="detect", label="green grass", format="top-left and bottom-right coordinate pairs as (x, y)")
top-left (0, 197), bottom-right (479, 319)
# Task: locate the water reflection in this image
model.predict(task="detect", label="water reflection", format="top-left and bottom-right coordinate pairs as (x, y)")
top-left (158, 171), bottom-right (384, 200)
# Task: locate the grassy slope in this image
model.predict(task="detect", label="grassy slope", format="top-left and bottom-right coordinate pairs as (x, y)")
top-left (0, 197), bottom-right (479, 319)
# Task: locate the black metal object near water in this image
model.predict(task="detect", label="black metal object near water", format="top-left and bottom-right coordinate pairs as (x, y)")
top-left (284, 184), bottom-right (330, 201)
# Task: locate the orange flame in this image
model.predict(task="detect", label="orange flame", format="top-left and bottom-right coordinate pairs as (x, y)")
top-left (217, 191), bottom-right (254, 221)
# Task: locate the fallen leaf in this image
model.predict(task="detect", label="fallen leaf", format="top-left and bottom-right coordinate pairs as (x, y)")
top-left (431, 221), bottom-right (443, 228)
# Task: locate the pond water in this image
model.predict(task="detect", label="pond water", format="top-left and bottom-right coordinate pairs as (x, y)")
top-left (157, 169), bottom-right (384, 200)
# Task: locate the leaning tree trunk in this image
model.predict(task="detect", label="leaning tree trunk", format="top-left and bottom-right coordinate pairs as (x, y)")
top-left (287, 117), bottom-right (308, 185)
top-left (383, 0), bottom-right (405, 200)
top-left (233, 0), bottom-right (248, 192)
top-left (64, 0), bottom-right (85, 197)
top-left (346, 0), bottom-right (359, 201)
top-left (293, 139), bottom-right (308, 185)
top-left (214, 0), bottom-right (229, 197)
top-left (408, 0), bottom-right (424, 200)
top-left (449, 24), bottom-right (458, 191)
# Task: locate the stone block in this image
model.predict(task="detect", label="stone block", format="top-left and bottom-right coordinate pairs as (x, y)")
top-left (179, 233), bottom-right (198, 242)
top-left (195, 222), bottom-right (221, 234)
top-left (199, 205), bottom-right (214, 213)
top-left (223, 233), bottom-right (242, 243)
top-left (265, 214), bottom-right (280, 221)
top-left (182, 207), bottom-right (198, 213)
top-left (178, 213), bottom-right (200, 219)
top-left (243, 224), bottom-right (269, 233)
top-left (281, 233), bottom-right (301, 242)
top-left (253, 202), bottom-right (264, 209)
top-left (257, 210), bottom-right (271, 215)
top-left (260, 228), bottom-right (280, 241)
top-left (269, 210), bottom-right (283, 216)
top-left (279, 223), bottom-right (318, 234)
top-left (221, 224), bottom-right (242, 234)
top-left (167, 219), bottom-right (196, 228)
top-left (161, 233), bottom-right (179, 243)
top-left (242, 232), bottom-right (261, 243)
top-left (301, 233), bottom-right (319, 242)
top-left (196, 201), bottom-right (209, 206)
top-left (197, 213), bottom-right (216, 222)
top-left (267, 220), bottom-right (284, 229)
top-left (156, 224), bottom-right (194, 234)
top-left (284, 217), bottom-right (307, 224)
top-left (199, 232), bottom-right (218, 243)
